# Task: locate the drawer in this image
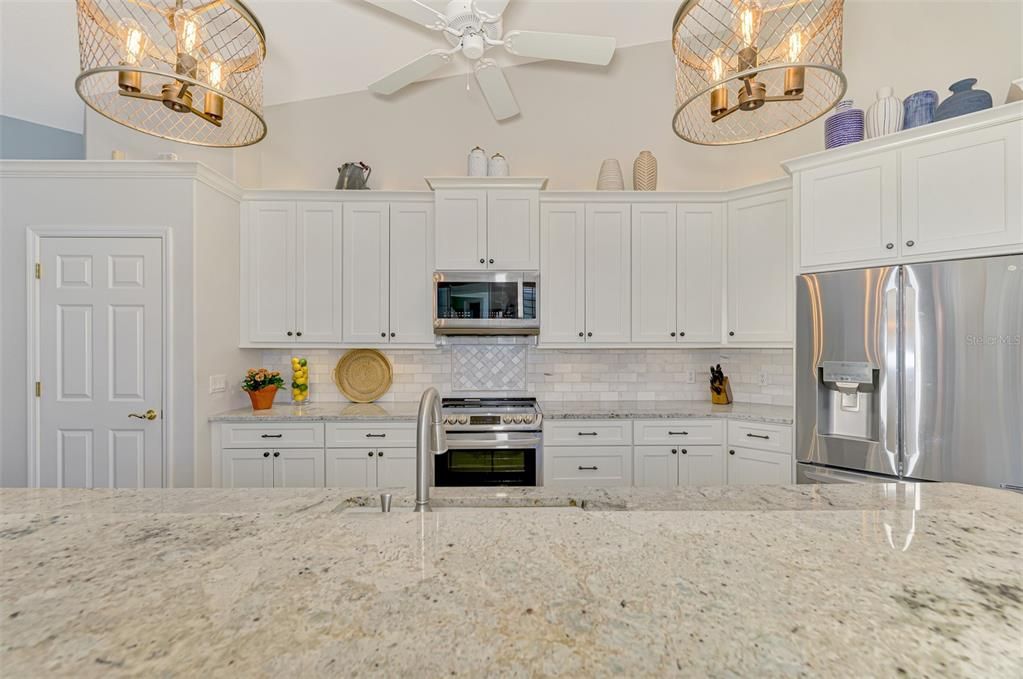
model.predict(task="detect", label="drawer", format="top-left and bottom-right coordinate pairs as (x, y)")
top-left (326, 422), bottom-right (416, 448)
top-left (544, 446), bottom-right (632, 487)
top-left (220, 422), bottom-right (325, 449)
top-left (634, 419), bottom-right (723, 446)
top-left (543, 420), bottom-right (633, 446)
top-left (727, 420), bottom-right (793, 454)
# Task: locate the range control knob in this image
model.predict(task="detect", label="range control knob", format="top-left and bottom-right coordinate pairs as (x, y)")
top-left (444, 416), bottom-right (456, 425)
top-left (457, 415), bottom-right (469, 425)
top-left (502, 415), bottom-right (514, 424)
top-left (513, 415), bottom-right (524, 424)
top-left (522, 415), bottom-right (534, 424)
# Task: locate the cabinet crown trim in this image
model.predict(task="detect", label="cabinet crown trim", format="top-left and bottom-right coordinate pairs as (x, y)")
top-left (426, 176), bottom-right (549, 190)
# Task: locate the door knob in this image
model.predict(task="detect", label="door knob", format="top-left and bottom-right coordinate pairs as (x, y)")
top-left (128, 409), bottom-right (157, 420)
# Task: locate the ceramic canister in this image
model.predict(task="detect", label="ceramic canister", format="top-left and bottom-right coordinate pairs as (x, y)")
top-left (934, 78), bottom-right (993, 122)
top-left (865, 87), bottom-right (904, 139)
top-left (468, 146), bottom-right (488, 177)
top-left (903, 90), bottom-right (938, 130)
top-left (824, 100), bottom-right (864, 149)
top-left (488, 153), bottom-right (509, 177)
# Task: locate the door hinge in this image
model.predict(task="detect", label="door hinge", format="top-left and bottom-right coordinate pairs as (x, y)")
top-left (35, 263), bottom-right (41, 280)
top-left (35, 382), bottom-right (41, 397)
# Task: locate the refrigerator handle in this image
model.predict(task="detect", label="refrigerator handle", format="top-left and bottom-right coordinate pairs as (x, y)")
top-left (884, 286), bottom-right (900, 465)
top-left (903, 278), bottom-right (920, 477)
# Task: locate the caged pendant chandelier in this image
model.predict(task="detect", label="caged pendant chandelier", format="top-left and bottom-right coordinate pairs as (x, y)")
top-left (672, 0), bottom-right (846, 145)
top-left (75, 0), bottom-right (267, 147)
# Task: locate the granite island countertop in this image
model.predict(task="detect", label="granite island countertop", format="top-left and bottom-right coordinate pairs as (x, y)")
top-left (2, 483), bottom-right (1020, 676)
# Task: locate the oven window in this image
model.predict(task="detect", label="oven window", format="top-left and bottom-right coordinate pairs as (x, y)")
top-left (437, 281), bottom-right (532, 320)
top-left (448, 450), bottom-right (527, 473)
top-left (435, 448), bottom-right (537, 486)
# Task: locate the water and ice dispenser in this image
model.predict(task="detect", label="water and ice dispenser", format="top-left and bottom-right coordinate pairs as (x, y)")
top-left (817, 361), bottom-right (880, 441)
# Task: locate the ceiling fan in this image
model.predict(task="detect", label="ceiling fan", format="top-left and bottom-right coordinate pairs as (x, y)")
top-left (363, 0), bottom-right (617, 120)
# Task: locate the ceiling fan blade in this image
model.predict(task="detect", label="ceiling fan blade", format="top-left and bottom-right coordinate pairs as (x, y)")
top-left (503, 30), bottom-right (617, 66)
top-left (474, 59), bottom-right (520, 121)
top-left (362, 0), bottom-right (448, 29)
top-left (368, 50), bottom-right (454, 95)
top-left (473, 0), bottom-right (510, 20)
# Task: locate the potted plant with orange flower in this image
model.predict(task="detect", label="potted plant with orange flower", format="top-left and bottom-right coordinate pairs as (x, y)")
top-left (242, 368), bottom-right (285, 411)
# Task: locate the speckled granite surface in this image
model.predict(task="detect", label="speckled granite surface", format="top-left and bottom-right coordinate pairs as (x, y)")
top-left (209, 402), bottom-right (421, 422)
top-left (540, 400), bottom-right (794, 424)
top-left (2, 484), bottom-right (1020, 676)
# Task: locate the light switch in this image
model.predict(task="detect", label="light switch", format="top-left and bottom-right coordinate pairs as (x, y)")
top-left (209, 374), bottom-right (227, 394)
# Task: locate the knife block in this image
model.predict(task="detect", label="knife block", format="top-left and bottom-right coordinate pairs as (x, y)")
top-left (711, 377), bottom-right (733, 405)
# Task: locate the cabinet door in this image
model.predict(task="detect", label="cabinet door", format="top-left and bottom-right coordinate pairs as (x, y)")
top-left (390, 202), bottom-right (435, 344)
top-left (273, 448), bottom-right (325, 488)
top-left (727, 446), bottom-right (792, 485)
top-left (435, 190), bottom-right (487, 270)
top-left (376, 448), bottom-right (416, 487)
top-left (585, 203), bottom-right (632, 343)
top-left (679, 445), bottom-right (725, 486)
top-left (631, 204), bottom-right (677, 344)
top-left (544, 446), bottom-right (632, 487)
top-left (325, 448), bottom-right (378, 487)
top-left (295, 202), bottom-right (342, 343)
top-left (343, 202), bottom-right (390, 343)
top-left (540, 203), bottom-right (587, 344)
top-left (245, 202), bottom-right (295, 343)
top-left (727, 191), bottom-right (793, 344)
top-left (487, 190), bottom-right (539, 269)
top-left (901, 122), bottom-right (1022, 256)
top-left (677, 204), bottom-right (724, 343)
top-left (798, 153), bottom-right (899, 268)
top-left (221, 450), bottom-right (272, 488)
top-left (633, 446), bottom-right (679, 488)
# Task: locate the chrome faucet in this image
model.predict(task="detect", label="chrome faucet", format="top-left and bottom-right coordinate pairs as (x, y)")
top-left (414, 387), bottom-right (448, 512)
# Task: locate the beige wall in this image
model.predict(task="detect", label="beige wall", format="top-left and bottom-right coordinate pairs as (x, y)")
top-left (241, 0), bottom-right (1023, 191)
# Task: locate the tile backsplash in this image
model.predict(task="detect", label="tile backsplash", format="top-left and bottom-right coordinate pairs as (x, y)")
top-left (261, 344), bottom-right (793, 407)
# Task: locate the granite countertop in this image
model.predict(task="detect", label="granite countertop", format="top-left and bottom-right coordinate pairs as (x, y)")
top-left (209, 402), bottom-right (421, 422)
top-left (2, 483), bottom-right (1020, 676)
top-left (540, 400), bottom-right (794, 424)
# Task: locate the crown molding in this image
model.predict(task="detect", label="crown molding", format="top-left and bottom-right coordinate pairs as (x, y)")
top-left (425, 176), bottom-right (549, 190)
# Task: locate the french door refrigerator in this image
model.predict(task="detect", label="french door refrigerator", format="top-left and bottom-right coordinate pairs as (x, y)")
top-left (796, 254), bottom-right (1022, 490)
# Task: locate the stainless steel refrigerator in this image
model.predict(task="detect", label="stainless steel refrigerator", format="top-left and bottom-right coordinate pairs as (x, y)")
top-left (796, 254), bottom-right (1022, 490)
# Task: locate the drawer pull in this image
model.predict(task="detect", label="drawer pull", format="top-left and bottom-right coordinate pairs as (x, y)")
top-left (260, 434), bottom-right (283, 439)
top-left (668, 431), bottom-right (689, 436)
top-left (578, 466), bottom-right (599, 471)
top-left (577, 432), bottom-right (598, 437)
top-left (365, 433), bottom-right (387, 438)
top-left (746, 433), bottom-right (770, 440)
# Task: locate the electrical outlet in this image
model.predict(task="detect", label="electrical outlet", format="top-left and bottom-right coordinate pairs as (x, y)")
top-left (758, 371), bottom-right (770, 386)
top-left (685, 370), bottom-right (695, 384)
top-left (209, 374), bottom-right (227, 394)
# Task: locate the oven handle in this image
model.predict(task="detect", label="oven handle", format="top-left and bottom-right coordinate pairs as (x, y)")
top-left (444, 436), bottom-right (543, 450)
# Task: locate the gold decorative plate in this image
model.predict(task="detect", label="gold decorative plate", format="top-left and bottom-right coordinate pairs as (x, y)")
top-left (333, 349), bottom-right (393, 403)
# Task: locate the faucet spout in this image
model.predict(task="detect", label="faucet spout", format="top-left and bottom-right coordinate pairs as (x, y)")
top-left (414, 387), bottom-right (447, 512)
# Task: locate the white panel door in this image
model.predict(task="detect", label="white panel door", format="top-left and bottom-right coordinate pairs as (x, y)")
top-left (39, 237), bottom-right (164, 488)
top-left (272, 448), bottom-right (325, 487)
top-left (221, 450), bottom-right (272, 488)
top-left (585, 203), bottom-right (631, 343)
top-left (390, 202), bottom-right (436, 344)
top-left (295, 202), bottom-right (342, 343)
top-left (633, 446), bottom-right (679, 488)
top-left (343, 202), bottom-right (390, 343)
top-left (435, 190), bottom-right (487, 270)
top-left (727, 446), bottom-right (792, 485)
top-left (797, 153), bottom-right (899, 268)
top-left (246, 202), bottom-right (295, 343)
top-left (677, 204), bottom-right (724, 343)
top-left (900, 122), bottom-right (1023, 256)
top-left (679, 445), bottom-right (725, 486)
top-left (727, 191), bottom-right (793, 344)
top-left (325, 448), bottom-right (378, 487)
top-left (540, 203), bottom-right (587, 344)
top-left (487, 190), bottom-right (539, 269)
top-left (376, 448), bottom-right (417, 487)
top-left (631, 204), bottom-right (677, 344)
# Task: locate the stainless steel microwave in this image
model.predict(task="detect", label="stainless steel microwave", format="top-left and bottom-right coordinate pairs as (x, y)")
top-left (433, 271), bottom-right (539, 335)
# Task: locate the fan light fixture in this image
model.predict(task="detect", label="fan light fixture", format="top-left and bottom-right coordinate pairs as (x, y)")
top-left (75, 0), bottom-right (267, 147)
top-left (672, 0), bottom-right (846, 145)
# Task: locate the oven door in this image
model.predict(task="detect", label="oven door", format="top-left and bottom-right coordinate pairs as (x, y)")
top-left (435, 432), bottom-right (542, 486)
top-left (433, 272), bottom-right (539, 335)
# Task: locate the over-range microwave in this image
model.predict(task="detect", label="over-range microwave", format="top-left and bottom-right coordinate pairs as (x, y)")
top-left (433, 271), bottom-right (539, 335)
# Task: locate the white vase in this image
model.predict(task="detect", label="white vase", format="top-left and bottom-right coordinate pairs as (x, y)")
top-left (865, 87), bottom-right (904, 139)
top-left (596, 159), bottom-right (624, 191)
top-left (633, 150), bottom-right (657, 191)
top-left (468, 146), bottom-right (487, 176)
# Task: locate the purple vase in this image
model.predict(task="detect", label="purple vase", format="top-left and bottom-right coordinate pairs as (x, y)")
top-left (824, 100), bottom-right (864, 149)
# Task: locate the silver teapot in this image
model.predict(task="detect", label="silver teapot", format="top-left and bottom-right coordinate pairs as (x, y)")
top-left (336, 162), bottom-right (372, 190)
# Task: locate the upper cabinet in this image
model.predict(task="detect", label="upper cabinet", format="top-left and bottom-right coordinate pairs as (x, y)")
top-left (487, 190), bottom-right (540, 269)
top-left (434, 189), bottom-right (488, 270)
top-left (585, 204), bottom-right (632, 343)
top-left (787, 104), bottom-right (1023, 272)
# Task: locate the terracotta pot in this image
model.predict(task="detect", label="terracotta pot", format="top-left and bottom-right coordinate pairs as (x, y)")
top-left (247, 385), bottom-right (278, 411)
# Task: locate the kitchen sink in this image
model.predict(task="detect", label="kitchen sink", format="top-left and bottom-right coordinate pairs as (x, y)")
top-left (342, 505), bottom-right (583, 514)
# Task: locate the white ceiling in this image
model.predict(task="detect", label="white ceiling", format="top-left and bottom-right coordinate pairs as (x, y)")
top-left (0, 0), bottom-right (677, 132)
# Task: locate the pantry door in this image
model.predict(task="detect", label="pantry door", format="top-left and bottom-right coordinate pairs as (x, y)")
top-left (37, 237), bottom-right (164, 488)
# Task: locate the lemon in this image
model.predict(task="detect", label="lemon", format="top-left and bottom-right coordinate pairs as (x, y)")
top-left (295, 377), bottom-right (307, 386)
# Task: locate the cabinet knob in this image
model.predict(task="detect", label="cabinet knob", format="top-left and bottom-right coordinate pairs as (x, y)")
top-left (377, 451), bottom-right (384, 457)
top-left (886, 243), bottom-right (894, 250)
top-left (263, 451), bottom-right (270, 458)
top-left (679, 331), bottom-right (685, 337)
top-left (681, 449), bottom-right (688, 455)
top-left (286, 331), bottom-right (293, 337)
top-left (670, 332), bottom-right (676, 337)
top-left (489, 258), bottom-right (495, 264)
top-left (729, 450), bottom-right (736, 455)
top-left (587, 332), bottom-right (593, 337)
top-left (578, 332), bottom-right (584, 337)
top-left (380, 332), bottom-right (386, 338)
top-left (906, 240), bottom-right (915, 247)
top-left (480, 258), bottom-right (485, 264)
top-left (390, 332), bottom-right (396, 338)
top-left (367, 451), bottom-right (374, 457)
top-left (296, 331), bottom-right (302, 337)
top-left (671, 449), bottom-right (677, 454)
top-left (273, 451), bottom-right (280, 458)
top-left (729, 331), bottom-right (735, 337)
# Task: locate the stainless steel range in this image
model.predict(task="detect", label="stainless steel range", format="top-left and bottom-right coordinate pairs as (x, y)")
top-left (435, 397), bottom-right (543, 486)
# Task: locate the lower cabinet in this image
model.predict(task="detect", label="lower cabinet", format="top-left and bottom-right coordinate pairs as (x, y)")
top-left (220, 448), bottom-right (325, 488)
top-left (634, 445), bottom-right (726, 487)
top-left (726, 446), bottom-right (792, 485)
top-left (325, 447), bottom-right (416, 487)
top-left (544, 446), bottom-right (632, 487)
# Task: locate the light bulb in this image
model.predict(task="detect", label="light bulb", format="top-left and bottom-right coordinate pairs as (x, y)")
top-left (788, 25), bottom-right (804, 63)
top-left (174, 8), bottom-right (201, 58)
top-left (708, 53), bottom-right (725, 83)
top-left (117, 18), bottom-right (148, 66)
top-left (208, 56), bottom-right (224, 89)
top-left (737, 1), bottom-right (761, 49)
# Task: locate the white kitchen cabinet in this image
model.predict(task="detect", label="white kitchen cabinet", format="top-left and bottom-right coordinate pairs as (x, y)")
top-left (487, 190), bottom-right (539, 269)
top-left (273, 449), bottom-right (326, 488)
top-left (220, 448), bottom-right (324, 488)
top-left (540, 203), bottom-right (587, 344)
top-left (325, 447), bottom-right (415, 487)
top-left (677, 204), bottom-right (724, 343)
top-left (634, 444), bottom-right (725, 487)
top-left (544, 446), bottom-right (632, 487)
top-left (221, 449), bottom-right (274, 488)
top-left (376, 448), bottom-right (417, 487)
top-left (900, 121), bottom-right (1022, 257)
top-left (343, 202), bottom-right (390, 343)
top-left (726, 446), bottom-right (792, 485)
top-left (296, 203), bottom-right (344, 343)
top-left (585, 203), bottom-right (632, 343)
top-left (633, 446), bottom-right (678, 488)
top-left (389, 202), bottom-right (435, 344)
top-left (682, 445), bottom-right (726, 485)
top-left (543, 419), bottom-right (633, 446)
top-left (631, 204), bottom-right (677, 344)
top-left (797, 152), bottom-right (900, 268)
top-left (726, 190), bottom-right (792, 345)
top-left (435, 190), bottom-right (487, 270)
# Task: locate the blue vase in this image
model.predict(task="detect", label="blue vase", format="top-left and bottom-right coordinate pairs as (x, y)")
top-left (934, 78), bottom-right (992, 122)
top-left (903, 90), bottom-right (938, 129)
top-left (824, 100), bottom-right (864, 149)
